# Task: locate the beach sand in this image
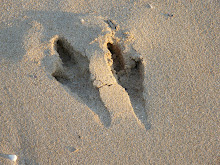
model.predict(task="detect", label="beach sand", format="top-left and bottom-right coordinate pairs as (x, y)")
top-left (0, 0), bottom-right (219, 164)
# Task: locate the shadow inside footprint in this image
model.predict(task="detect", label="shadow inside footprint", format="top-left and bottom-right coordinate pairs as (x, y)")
top-left (107, 43), bottom-right (151, 130)
top-left (52, 37), bottom-right (111, 127)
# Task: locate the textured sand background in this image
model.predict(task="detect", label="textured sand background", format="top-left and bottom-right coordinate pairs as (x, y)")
top-left (0, 0), bottom-right (219, 164)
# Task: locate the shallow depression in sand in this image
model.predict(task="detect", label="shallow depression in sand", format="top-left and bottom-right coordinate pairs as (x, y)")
top-left (51, 37), bottom-right (111, 127)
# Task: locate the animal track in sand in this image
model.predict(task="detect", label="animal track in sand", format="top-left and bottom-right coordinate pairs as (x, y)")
top-left (51, 37), bottom-right (111, 127)
top-left (107, 42), bottom-right (151, 130)
top-left (47, 22), bottom-right (150, 129)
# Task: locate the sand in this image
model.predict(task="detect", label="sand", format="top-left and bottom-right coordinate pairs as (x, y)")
top-left (0, 0), bottom-right (219, 164)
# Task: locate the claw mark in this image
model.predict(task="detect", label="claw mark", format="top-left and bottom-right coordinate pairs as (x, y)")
top-left (105, 20), bottom-right (117, 30)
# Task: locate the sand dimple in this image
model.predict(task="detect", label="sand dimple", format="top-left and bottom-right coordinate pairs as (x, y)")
top-left (107, 43), bottom-right (125, 73)
top-left (51, 37), bottom-right (111, 127)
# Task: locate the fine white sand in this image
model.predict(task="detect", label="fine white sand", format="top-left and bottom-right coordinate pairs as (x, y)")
top-left (0, 1), bottom-right (219, 164)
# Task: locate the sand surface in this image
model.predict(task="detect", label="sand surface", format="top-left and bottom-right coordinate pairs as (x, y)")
top-left (0, 0), bottom-right (219, 164)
